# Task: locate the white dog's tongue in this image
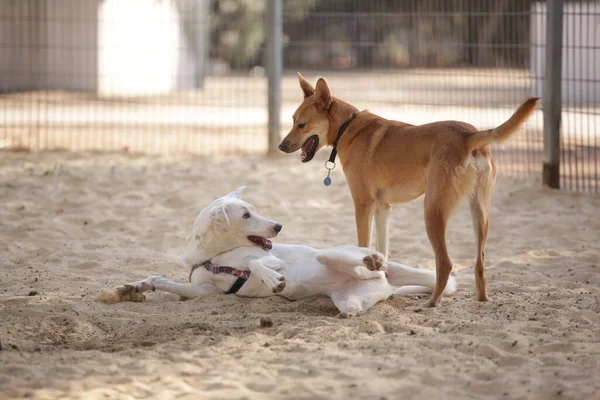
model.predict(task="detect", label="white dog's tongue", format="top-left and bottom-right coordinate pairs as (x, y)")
top-left (264, 239), bottom-right (273, 250)
top-left (248, 236), bottom-right (272, 250)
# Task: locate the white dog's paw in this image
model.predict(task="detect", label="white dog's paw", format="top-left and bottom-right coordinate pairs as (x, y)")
top-left (119, 276), bottom-right (162, 294)
top-left (259, 269), bottom-right (287, 293)
top-left (98, 287), bottom-right (146, 303)
top-left (336, 311), bottom-right (358, 319)
top-left (362, 252), bottom-right (387, 272)
top-left (101, 277), bottom-right (158, 304)
top-left (249, 260), bottom-right (287, 293)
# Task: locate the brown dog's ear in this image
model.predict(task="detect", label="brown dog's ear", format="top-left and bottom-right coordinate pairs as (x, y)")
top-left (314, 78), bottom-right (332, 110)
top-left (298, 72), bottom-right (314, 98)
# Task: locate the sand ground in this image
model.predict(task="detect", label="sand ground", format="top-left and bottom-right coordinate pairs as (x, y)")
top-left (0, 150), bottom-right (599, 400)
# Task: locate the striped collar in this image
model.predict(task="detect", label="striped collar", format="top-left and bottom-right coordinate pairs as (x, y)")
top-left (189, 260), bottom-right (251, 294)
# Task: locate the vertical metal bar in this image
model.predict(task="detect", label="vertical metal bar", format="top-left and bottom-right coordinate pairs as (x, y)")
top-left (577, 4), bottom-right (583, 192)
top-left (266, 0), bottom-right (282, 155)
top-left (564, 4), bottom-right (571, 190)
top-left (588, 1), bottom-right (600, 193)
top-left (195, 0), bottom-right (210, 89)
top-left (543, 0), bottom-right (563, 189)
top-left (586, 0), bottom-right (593, 192)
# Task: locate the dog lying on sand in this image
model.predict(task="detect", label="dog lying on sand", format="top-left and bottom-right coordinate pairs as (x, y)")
top-left (99, 187), bottom-right (456, 315)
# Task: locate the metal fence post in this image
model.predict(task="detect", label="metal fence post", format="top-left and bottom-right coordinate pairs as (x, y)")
top-left (194, 0), bottom-right (210, 89)
top-left (266, 0), bottom-right (282, 155)
top-left (543, 0), bottom-right (563, 189)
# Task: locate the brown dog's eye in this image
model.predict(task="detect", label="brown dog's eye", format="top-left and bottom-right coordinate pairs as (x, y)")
top-left (243, 212), bottom-right (251, 219)
top-left (297, 123), bottom-right (306, 129)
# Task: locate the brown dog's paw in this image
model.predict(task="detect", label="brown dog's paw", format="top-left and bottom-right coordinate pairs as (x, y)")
top-left (418, 298), bottom-right (440, 310)
top-left (476, 294), bottom-right (492, 302)
top-left (362, 253), bottom-right (386, 271)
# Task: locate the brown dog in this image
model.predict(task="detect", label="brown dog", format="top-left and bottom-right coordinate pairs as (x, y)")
top-left (279, 73), bottom-right (538, 307)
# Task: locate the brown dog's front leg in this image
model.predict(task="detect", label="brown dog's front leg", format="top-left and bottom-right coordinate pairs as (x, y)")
top-left (374, 202), bottom-right (392, 258)
top-left (354, 201), bottom-right (375, 249)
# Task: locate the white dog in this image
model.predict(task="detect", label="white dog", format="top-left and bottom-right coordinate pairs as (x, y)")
top-left (100, 187), bottom-right (456, 315)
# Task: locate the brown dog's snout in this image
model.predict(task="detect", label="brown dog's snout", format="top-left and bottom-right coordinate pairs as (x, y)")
top-left (278, 141), bottom-right (289, 153)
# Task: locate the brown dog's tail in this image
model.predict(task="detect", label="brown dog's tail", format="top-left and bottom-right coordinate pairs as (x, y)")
top-left (467, 97), bottom-right (539, 151)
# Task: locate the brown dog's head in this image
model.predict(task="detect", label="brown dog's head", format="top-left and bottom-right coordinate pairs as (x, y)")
top-left (278, 73), bottom-right (333, 162)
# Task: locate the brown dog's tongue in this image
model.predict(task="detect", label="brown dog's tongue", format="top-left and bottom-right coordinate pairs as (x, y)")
top-left (301, 137), bottom-right (314, 161)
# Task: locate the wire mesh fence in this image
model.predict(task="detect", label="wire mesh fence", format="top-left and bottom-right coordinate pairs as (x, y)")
top-left (558, 1), bottom-right (600, 192)
top-left (281, 0), bottom-right (542, 182)
top-left (0, 0), bottom-right (268, 154)
top-left (0, 0), bottom-right (598, 192)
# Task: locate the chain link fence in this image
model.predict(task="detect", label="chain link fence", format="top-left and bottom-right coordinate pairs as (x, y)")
top-left (0, 0), bottom-right (598, 191)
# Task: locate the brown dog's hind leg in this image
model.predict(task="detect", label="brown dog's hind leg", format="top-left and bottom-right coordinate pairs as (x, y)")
top-left (469, 153), bottom-right (496, 302)
top-left (469, 198), bottom-right (490, 302)
top-left (423, 205), bottom-right (454, 308)
top-left (423, 151), bottom-right (476, 307)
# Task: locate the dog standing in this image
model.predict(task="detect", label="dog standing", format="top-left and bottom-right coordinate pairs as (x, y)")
top-left (278, 73), bottom-right (538, 307)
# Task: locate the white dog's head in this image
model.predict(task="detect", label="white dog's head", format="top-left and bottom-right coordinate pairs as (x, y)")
top-left (191, 186), bottom-right (282, 252)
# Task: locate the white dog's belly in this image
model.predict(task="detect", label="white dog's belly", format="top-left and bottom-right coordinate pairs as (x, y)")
top-left (271, 244), bottom-right (354, 300)
top-left (278, 267), bottom-right (349, 300)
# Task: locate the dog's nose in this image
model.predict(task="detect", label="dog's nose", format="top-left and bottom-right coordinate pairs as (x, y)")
top-left (278, 142), bottom-right (288, 152)
top-left (274, 223), bottom-right (283, 233)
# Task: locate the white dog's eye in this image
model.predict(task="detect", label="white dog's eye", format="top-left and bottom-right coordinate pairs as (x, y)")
top-left (243, 212), bottom-right (251, 219)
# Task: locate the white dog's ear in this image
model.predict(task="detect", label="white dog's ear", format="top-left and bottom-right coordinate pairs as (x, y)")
top-left (227, 186), bottom-right (245, 199)
top-left (209, 204), bottom-right (230, 232)
top-left (191, 210), bottom-right (210, 244)
top-left (191, 203), bottom-right (230, 245)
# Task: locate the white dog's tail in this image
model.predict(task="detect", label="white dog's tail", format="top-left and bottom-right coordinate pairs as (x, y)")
top-left (386, 261), bottom-right (457, 295)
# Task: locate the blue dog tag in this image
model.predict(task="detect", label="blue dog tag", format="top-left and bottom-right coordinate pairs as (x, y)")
top-left (323, 160), bottom-right (335, 187)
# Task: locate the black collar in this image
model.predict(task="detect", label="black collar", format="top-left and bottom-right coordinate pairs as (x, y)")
top-left (327, 110), bottom-right (359, 164)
